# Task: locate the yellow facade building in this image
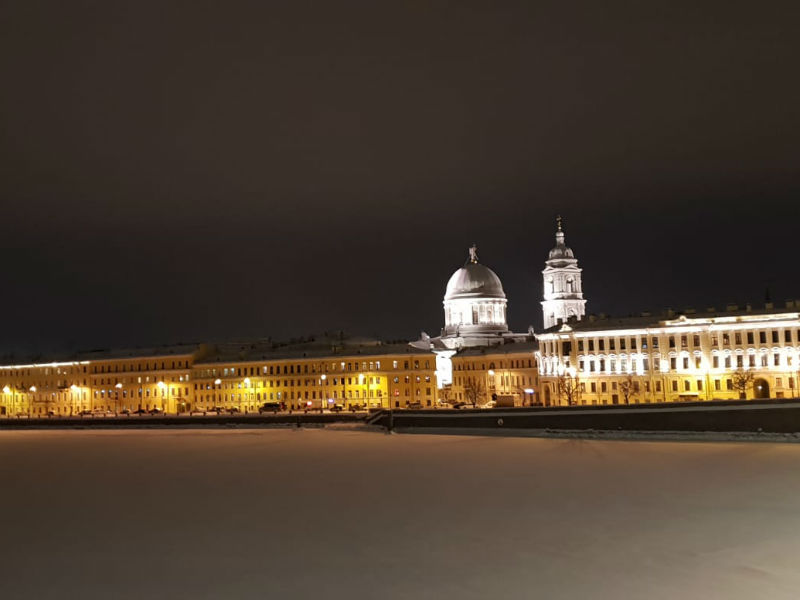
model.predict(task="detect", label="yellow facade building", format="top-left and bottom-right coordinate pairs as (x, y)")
top-left (449, 342), bottom-right (539, 406)
top-left (0, 339), bottom-right (437, 416)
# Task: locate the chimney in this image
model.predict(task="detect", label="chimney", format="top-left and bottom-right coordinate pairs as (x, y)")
top-left (745, 303), bottom-right (752, 312)
top-left (765, 302), bottom-right (774, 311)
top-left (665, 308), bottom-right (675, 318)
top-left (726, 303), bottom-right (738, 312)
top-left (785, 300), bottom-right (795, 309)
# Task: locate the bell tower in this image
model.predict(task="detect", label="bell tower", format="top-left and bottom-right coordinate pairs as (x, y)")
top-left (541, 216), bottom-right (586, 329)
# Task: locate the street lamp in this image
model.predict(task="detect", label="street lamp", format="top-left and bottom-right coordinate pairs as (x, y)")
top-left (320, 374), bottom-right (327, 411)
top-left (2, 385), bottom-right (9, 418)
top-left (243, 378), bottom-right (250, 413)
top-left (115, 382), bottom-right (123, 414)
top-left (487, 369), bottom-right (495, 405)
top-left (70, 384), bottom-right (80, 415)
top-left (157, 381), bottom-right (167, 413)
top-left (524, 388), bottom-right (535, 406)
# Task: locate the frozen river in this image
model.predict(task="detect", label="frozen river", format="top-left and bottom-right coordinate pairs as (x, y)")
top-left (1, 428), bottom-right (799, 599)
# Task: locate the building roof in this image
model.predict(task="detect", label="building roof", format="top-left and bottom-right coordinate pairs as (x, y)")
top-left (194, 338), bottom-right (433, 365)
top-left (538, 301), bottom-right (800, 335)
top-left (454, 339), bottom-right (538, 357)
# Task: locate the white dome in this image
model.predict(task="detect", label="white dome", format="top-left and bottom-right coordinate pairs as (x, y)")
top-left (441, 246), bottom-right (510, 340)
top-left (444, 263), bottom-right (506, 301)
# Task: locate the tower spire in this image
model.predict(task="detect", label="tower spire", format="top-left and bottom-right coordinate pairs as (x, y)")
top-left (468, 244), bottom-right (478, 264)
top-left (555, 215), bottom-right (565, 245)
top-left (541, 215), bottom-right (586, 329)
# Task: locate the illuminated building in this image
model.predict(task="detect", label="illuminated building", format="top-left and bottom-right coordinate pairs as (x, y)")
top-left (536, 305), bottom-right (800, 406)
top-left (534, 218), bottom-right (800, 406)
top-left (192, 340), bottom-right (437, 412)
top-left (449, 342), bottom-right (539, 406)
top-left (0, 339), bottom-right (437, 416)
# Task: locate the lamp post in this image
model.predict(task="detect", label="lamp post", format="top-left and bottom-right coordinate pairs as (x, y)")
top-left (487, 369), bottom-right (495, 406)
top-left (157, 381), bottom-right (167, 413)
top-left (2, 385), bottom-right (9, 417)
top-left (320, 374), bottom-right (327, 411)
top-left (29, 386), bottom-right (38, 416)
top-left (524, 388), bottom-right (535, 406)
top-left (70, 385), bottom-right (79, 415)
top-left (243, 378), bottom-right (250, 414)
top-left (214, 378), bottom-right (222, 412)
top-left (115, 382), bottom-right (123, 413)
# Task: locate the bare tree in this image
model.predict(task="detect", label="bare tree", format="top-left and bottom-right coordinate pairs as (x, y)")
top-left (463, 379), bottom-right (485, 407)
top-left (618, 375), bottom-right (639, 405)
top-left (438, 384), bottom-right (452, 407)
top-left (556, 372), bottom-right (581, 406)
top-left (731, 368), bottom-right (754, 400)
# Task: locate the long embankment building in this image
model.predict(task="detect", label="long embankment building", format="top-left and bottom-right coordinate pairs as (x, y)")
top-left (2, 219), bottom-right (798, 416)
top-left (0, 339), bottom-right (437, 416)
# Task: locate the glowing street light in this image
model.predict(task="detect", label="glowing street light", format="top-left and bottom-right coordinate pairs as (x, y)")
top-left (157, 381), bottom-right (167, 412)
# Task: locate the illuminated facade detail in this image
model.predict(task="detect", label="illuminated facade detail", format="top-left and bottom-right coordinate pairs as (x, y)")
top-left (541, 217), bottom-right (586, 330)
top-left (535, 306), bottom-right (800, 406)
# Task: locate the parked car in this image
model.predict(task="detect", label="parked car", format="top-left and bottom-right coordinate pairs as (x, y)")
top-left (78, 409), bottom-right (92, 416)
top-left (133, 408), bottom-right (148, 415)
top-left (119, 408), bottom-right (132, 415)
top-left (228, 407), bottom-right (241, 414)
top-left (451, 401), bottom-right (468, 409)
top-left (406, 401), bottom-right (423, 410)
top-left (330, 403), bottom-right (345, 412)
top-left (148, 407), bottom-right (163, 415)
top-left (259, 402), bottom-right (282, 413)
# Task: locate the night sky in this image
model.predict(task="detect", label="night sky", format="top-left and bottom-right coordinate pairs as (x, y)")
top-left (1, 1), bottom-right (798, 356)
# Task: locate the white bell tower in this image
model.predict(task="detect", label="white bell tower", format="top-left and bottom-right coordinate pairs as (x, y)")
top-left (541, 216), bottom-right (586, 329)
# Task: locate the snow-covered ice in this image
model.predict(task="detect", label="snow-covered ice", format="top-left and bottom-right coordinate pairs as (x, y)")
top-left (1, 428), bottom-right (799, 599)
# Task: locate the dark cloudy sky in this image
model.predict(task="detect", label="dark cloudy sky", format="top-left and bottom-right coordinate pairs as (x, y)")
top-left (0, 1), bottom-right (798, 356)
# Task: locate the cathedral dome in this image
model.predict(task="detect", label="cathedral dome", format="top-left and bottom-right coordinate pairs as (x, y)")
top-left (444, 260), bottom-right (506, 301)
top-left (440, 245), bottom-right (510, 343)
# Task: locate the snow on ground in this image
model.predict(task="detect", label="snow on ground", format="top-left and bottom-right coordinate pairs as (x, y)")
top-left (1, 429), bottom-right (799, 599)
